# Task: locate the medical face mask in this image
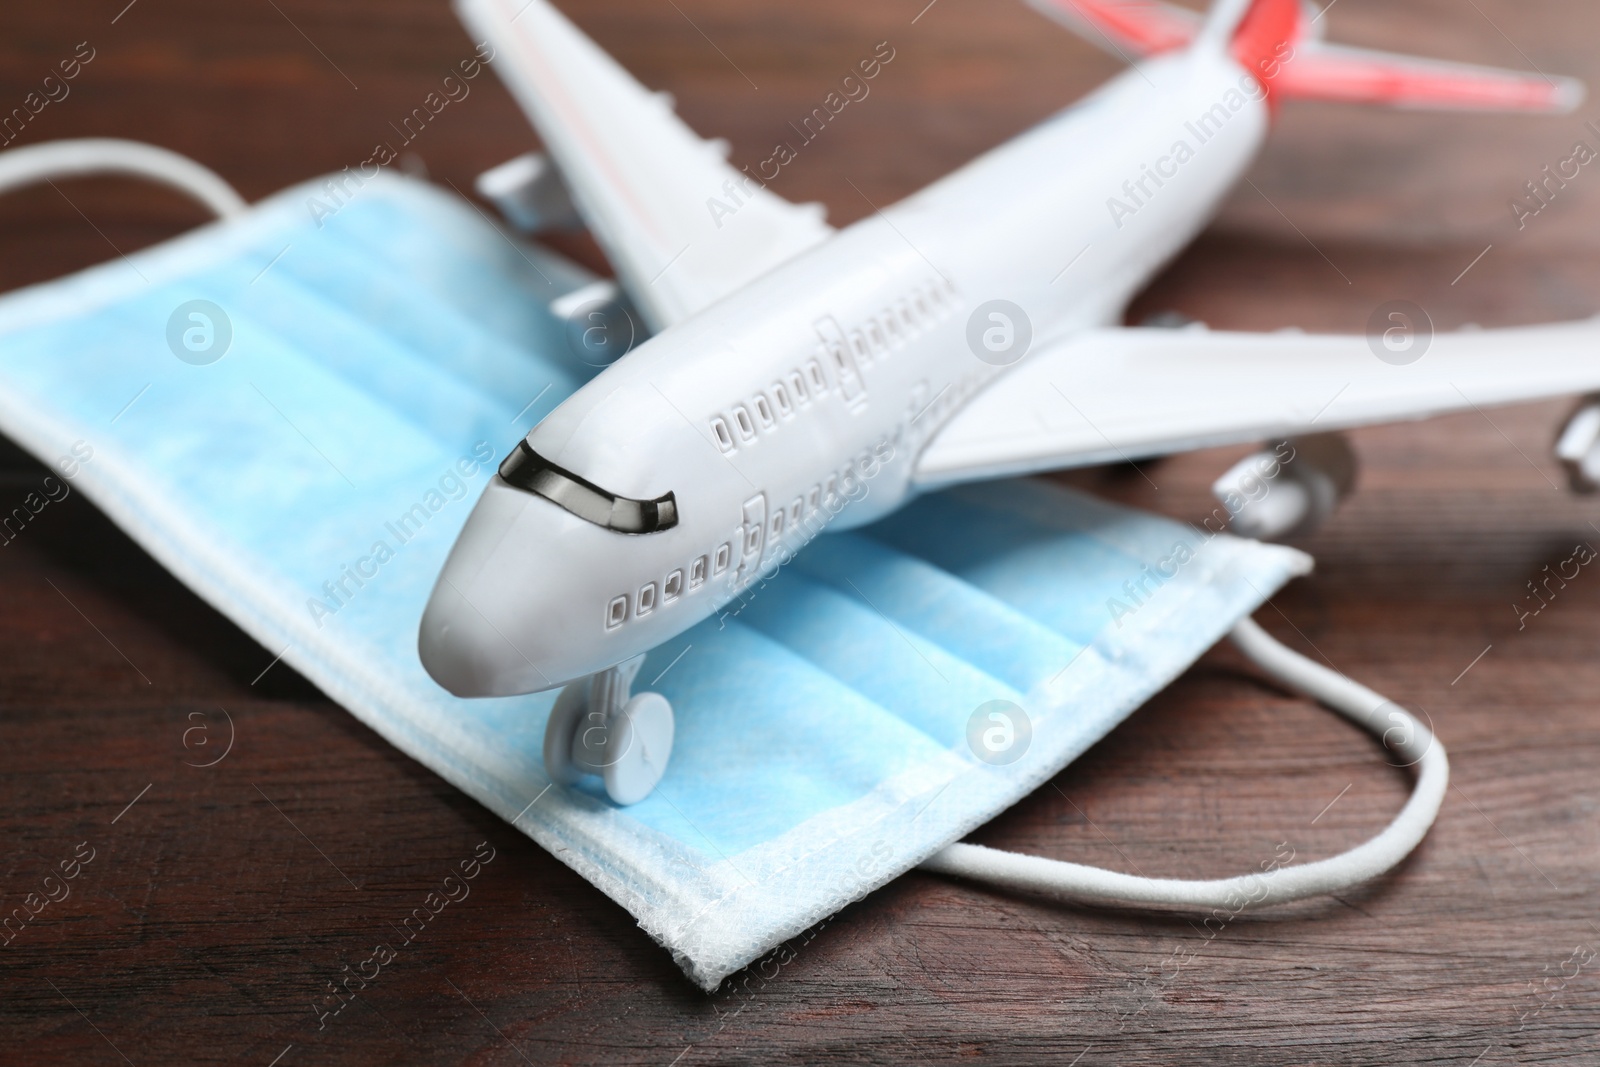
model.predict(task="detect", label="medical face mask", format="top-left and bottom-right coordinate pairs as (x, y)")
top-left (0, 144), bottom-right (1446, 991)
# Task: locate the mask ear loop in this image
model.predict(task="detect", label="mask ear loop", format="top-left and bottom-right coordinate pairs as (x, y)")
top-left (0, 138), bottom-right (247, 219)
top-left (921, 615), bottom-right (1449, 909)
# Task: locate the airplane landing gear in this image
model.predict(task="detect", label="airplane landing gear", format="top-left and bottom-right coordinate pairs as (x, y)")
top-left (542, 653), bottom-right (675, 805)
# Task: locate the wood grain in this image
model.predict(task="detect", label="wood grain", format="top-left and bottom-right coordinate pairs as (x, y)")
top-left (3, 0), bottom-right (1600, 1063)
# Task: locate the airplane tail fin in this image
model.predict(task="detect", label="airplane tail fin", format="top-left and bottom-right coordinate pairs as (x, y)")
top-left (1025, 0), bottom-right (1584, 113)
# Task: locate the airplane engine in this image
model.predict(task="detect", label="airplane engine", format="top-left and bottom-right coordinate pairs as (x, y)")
top-left (476, 151), bottom-right (583, 233)
top-left (1211, 432), bottom-right (1356, 541)
top-left (1555, 395), bottom-right (1600, 492)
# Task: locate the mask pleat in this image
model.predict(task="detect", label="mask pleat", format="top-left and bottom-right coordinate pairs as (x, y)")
top-left (328, 189), bottom-right (584, 346)
top-left (727, 571), bottom-right (1021, 749)
top-left (222, 186), bottom-right (597, 449)
top-left (229, 260), bottom-right (572, 451)
top-left (624, 621), bottom-right (952, 857)
top-left (867, 488), bottom-right (1156, 646)
top-left (789, 532), bottom-right (1083, 694)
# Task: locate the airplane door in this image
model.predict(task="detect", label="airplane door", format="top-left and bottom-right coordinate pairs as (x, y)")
top-left (814, 316), bottom-right (865, 406)
top-left (735, 492), bottom-right (766, 587)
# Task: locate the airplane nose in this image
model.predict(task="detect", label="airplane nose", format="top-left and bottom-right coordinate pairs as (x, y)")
top-left (418, 478), bottom-right (555, 697)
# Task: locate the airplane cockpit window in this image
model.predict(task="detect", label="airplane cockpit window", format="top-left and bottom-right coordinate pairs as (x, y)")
top-left (498, 441), bottom-right (678, 534)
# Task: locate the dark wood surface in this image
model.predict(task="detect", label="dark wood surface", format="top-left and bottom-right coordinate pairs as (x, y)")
top-left (4, 0), bottom-right (1600, 1063)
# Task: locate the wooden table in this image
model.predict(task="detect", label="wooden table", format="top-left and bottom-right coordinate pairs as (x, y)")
top-left (4, 0), bottom-right (1599, 1062)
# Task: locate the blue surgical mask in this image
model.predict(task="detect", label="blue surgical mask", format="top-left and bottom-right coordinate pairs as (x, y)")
top-left (0, 164), bottom-right (1317, 990)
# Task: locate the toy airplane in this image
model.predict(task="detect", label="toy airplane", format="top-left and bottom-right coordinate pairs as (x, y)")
top-left (419, 0), bottom-right (1595, 804)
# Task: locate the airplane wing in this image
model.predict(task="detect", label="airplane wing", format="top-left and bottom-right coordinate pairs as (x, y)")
top-left (456, 0), bottom-right (834, 331)
top-left (912, 318), bottom-right (1600, 489)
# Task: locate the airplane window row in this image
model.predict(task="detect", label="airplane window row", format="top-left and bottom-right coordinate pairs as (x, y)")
top-left (605, 541), bottom-right (734, 631)
top-left (710, 360), bottom-right (828, 454)
top-left (851, 276), bottom-right (958, 371)
top-left (768, 480), bottom-right (831, 544)
top-left (707, 276), bottom-right (958, 454)
top-left (603, 447), bottom-right (879, 633)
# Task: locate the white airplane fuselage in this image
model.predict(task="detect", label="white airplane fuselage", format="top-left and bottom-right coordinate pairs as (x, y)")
top-left (419, 49), bottom-right (1270, 697)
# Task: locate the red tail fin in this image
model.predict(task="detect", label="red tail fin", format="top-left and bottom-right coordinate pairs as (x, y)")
top-left (1027, 0), bottom-right (1584, 114)
top-left (1233, 0), bottom-right (1582, 111)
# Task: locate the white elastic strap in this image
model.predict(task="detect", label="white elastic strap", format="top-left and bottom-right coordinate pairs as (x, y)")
top-left (0, 138), bottom-right (247, 219)
top-left (921, 616), bottom-right (1449, 909)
